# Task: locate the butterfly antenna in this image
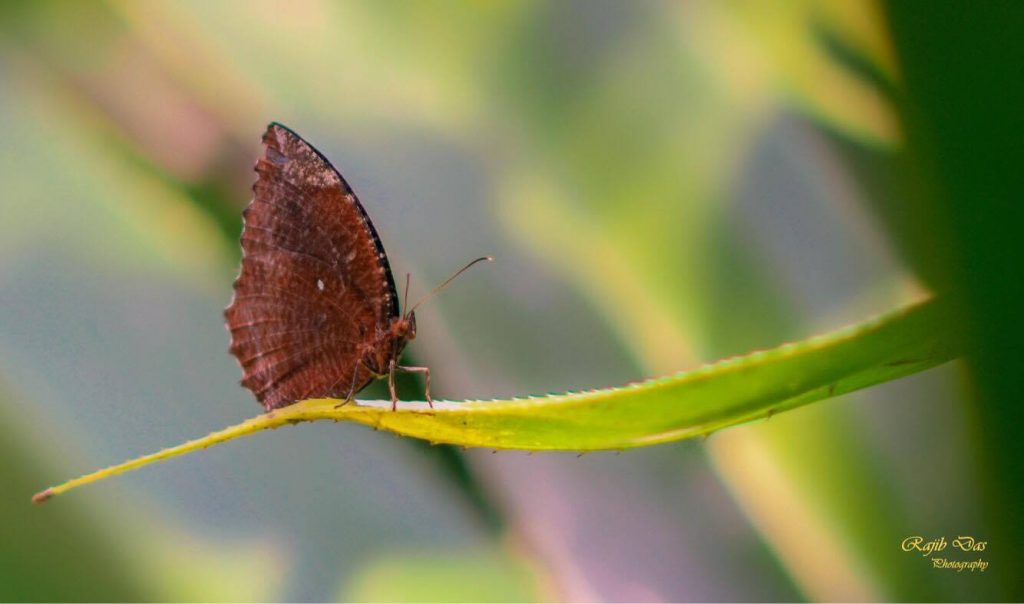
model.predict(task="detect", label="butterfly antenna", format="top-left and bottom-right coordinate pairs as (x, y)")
top-left (403, 272), bottom-right (411, 314)
top-left (406, 256), bottom-right (494, 317)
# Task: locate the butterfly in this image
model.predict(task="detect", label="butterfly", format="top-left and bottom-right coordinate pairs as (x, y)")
top-left (224, 123), bottom-right (489, 411)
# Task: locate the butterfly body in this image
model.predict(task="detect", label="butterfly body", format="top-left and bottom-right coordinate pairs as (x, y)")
top-left (358, 313), bottom-right (416, 377)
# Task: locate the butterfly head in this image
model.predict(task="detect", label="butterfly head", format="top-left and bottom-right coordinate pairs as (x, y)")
top-left (392, 311), bottom-right (417, 343)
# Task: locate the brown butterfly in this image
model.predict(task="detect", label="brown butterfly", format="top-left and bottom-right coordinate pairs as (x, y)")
top-left (225, 123), bottom-right (489, 411)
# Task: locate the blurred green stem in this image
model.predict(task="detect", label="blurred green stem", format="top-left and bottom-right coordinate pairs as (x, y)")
top-left (884, 2), bottom-right (1024, 596)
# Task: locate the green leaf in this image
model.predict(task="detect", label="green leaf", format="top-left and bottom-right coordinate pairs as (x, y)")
top-left (34, 297), bottom-right (959, 503)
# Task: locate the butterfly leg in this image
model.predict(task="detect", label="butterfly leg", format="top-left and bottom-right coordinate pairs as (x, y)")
top-left (333, 368), bottom-right (359, 409)
top-left (397, 365), bottom-right (433, 409)
top-left (334, 354), bottom-right (367, 409)
top-left (387, 359), bottom-right (399, 411)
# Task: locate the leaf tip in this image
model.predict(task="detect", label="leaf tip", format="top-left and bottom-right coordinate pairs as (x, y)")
top-left (31, 488), bottom-right (54, 505)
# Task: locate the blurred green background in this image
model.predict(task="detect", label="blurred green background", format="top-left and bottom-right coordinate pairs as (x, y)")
top-left (2, 1), bottom-right (1021, 601)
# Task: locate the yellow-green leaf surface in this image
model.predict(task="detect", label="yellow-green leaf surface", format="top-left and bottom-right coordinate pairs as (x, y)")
top-left (34, 297), bottom-right (958, 503)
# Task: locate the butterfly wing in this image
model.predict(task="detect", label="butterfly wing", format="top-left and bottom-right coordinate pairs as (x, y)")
top-left (225, 123), bottom-right (400, 410)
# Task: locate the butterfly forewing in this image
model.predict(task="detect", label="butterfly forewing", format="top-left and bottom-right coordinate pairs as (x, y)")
top-left (225, 123), bottom-right (399, 410)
